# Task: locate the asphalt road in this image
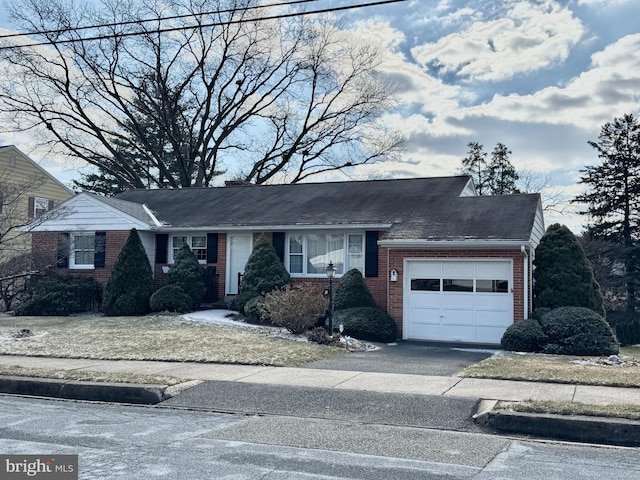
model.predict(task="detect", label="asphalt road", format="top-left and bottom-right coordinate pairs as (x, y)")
top-left (4, 395), bottom-right (640, 480)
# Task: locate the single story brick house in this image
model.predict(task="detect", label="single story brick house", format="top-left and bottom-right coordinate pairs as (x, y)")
top-left (30, 176), bottom-right (544, 344)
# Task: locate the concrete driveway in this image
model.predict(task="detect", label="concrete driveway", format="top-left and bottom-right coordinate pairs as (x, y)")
top-left (303, 341), bottom-right (499, 376)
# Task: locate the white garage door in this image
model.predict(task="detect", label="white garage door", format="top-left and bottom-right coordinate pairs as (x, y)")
top-left (404, 260), bottom-right (513, 344)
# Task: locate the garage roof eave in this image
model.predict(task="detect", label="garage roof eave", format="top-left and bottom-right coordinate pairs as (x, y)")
top-left (378, 239), bottom-right (534, 249)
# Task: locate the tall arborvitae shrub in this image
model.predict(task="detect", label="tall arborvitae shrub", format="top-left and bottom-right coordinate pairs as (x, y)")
top-left (334, 268), bottom-right (376, 311)
top-left (168, 244), bottom-right (205, 309)
top-left (533, 224), bottom-right (605, 317)
top-left (103, 228), bottom-right (155, 316)
top-left (231, 237), bottom-right (290, 313)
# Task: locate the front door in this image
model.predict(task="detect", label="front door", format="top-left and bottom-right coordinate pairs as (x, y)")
top-left (227, 234), bottom-right (253, 295)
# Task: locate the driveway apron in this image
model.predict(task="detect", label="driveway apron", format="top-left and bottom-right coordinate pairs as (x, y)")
top-left (302, 341), bottom-right (497, 376)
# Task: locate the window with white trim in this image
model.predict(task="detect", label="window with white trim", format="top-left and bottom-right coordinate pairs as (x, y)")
top-left (286, 233), bottom-right (364, 276)
top-left (170, 235), bottom-right (207, 263)
top-left (33, 197), bottom-right (49, 218)
top-left (70, 233), bottom-right (95, 269)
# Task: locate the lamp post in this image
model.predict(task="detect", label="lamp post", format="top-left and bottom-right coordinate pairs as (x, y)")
top-left (325, 261), bottom-right (337, 334)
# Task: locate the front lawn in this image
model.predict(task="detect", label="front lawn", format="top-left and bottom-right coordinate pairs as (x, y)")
top-left (460, 348), bottom-right (640, 388)
top-left (0, 313), bottom-right (343, 367)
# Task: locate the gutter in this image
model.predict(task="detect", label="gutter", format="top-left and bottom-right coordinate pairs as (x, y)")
top-left (149, 223), bottom-right (393, 232)
top-left (378, 239), bottom-right (532, 249)
top-left (521, 245), bottom-right (529, 320)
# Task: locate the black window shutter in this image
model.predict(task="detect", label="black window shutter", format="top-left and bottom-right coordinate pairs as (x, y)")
top-left (57, 232), bottom-right (69, 268)
top-left (207, 233), bottom-right (218, 263)
top-left (365, 231), bottom-right (379, 278)
top-left (27, 196), bottom-right (34, 219)
top-left (94, 231), bottom-right (106, 268)
top-left (155, 234), bottom-right (168, 263)
top-left (272, 232), bottom-right (285, 263)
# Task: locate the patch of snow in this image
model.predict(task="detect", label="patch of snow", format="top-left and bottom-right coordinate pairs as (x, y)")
top-left (453, 347), bottom-right (502, 356)
top-left (182, 309), bottom-right (265, 328)
top-left (572, 354), bottom-right (636, 367)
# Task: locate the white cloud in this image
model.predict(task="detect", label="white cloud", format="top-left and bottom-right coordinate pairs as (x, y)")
top-left (449, 33), bottom-right (640, 132)
top-left (351, 19), bottom-right (465, 115)
top-left (410, 1), bottom-right (585, 82)
top-left (576, 0), bottom-right (633, 6)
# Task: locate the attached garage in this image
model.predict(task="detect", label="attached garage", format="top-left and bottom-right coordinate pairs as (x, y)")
top-left (404, 259), bottom-right (514, 344)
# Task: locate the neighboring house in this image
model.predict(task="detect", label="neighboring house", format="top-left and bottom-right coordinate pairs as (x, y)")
top-left (30, 176), bottom-right (544, 344)
top-left (0, 145), bottom-right (74, 260)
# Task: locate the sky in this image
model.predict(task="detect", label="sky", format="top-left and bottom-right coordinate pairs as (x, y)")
top-left (0, 0), bottom-right (639, 233)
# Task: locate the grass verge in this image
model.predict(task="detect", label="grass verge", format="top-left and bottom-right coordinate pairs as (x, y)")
top-left (0, 364), bottom-right (182, 386)
top-left (460, 348), bottom-right (640, 388)
top-left (497, 400), bottom-right (640, 421)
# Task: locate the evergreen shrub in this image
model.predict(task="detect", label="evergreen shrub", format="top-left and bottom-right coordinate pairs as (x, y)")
top-left (533, 224), bottom-right (605, 317)
top-left (168, 244), bottom-right (205, 308)
top-left (500, 319), bottom-right (547, 352)
top-left (538, 306), bottom-right (619, 355)
top-left (243, 295), bottom-right (266, 324)
top-left (14, 274), bottom-right (102, 316)
top-left (103, 228), bottom-right (155, 316)
top-left (333, 268), bottom-right (376, 311)
top-left (150, 285), bottom-right (193, 313)
top-left (231, 237), bottom-right (290, 313)
top-left (332, 307), bottom-right (398, 343)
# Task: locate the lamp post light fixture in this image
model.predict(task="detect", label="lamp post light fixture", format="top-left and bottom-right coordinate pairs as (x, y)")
top-left (325, 261), bottom-right (337, 334)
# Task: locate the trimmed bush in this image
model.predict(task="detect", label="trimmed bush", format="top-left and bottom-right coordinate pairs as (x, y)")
top-left (168, 244), bottom-right (205, 308)
top-left (333, 269), bottom-right (376, 311)
top-left (150, 285), bottom-right (193, 313)
top-left (533, 224), bottom-right (605, 317)
top-left (258, 284), bottom-right (327, 334)
top-left (501, 319), bottom-right (548, 352)
top-left (14, 274), bottom-right (102, 316)
top-left (14, 291), bottom-right (74, 316)
top-left (231, 237), bottom-right (290, 313)
top-left (538, 306), bottom-right (619, 355)
top-left (103, 228), bottom-right (155, 316)
top-left (332, 307), bottom-right (398, 343)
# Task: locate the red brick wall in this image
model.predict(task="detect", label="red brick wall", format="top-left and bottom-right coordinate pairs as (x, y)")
top-left (32, 231), bottom-right (128, 284)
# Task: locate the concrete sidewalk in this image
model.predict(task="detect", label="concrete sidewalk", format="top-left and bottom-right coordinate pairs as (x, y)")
top-left (3, 354), bottom-right (640, 446)
top-left (1, 354), bottom-right (640, 406)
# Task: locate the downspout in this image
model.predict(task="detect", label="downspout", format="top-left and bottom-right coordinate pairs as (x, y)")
top-left (521, 245), bottom-right (529, 320)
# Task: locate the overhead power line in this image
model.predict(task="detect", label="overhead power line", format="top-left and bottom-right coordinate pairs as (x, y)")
top-left (0, 0), bottom-right (323, 41)
top-left (0, 0), bottom-right (406, 51)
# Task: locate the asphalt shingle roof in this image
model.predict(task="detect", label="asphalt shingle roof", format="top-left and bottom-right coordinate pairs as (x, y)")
top-left (114, 176), bottom-right (541, 242)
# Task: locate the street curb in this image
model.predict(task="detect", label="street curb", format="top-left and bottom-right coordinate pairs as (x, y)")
top-left (0, 375), bottom-right (174, 404)
top-left (475, 409), bottom-right (640, 447)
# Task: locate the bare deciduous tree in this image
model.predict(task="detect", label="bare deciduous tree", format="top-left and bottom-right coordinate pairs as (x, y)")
top-left (0, 0), bottom-right (404, 190)
top-left (0, 172), bottom-right (67, 310)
